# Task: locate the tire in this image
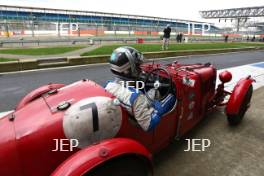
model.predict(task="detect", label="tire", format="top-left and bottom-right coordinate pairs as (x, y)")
top-left (227, 85), bottom-right (253, 125)
top-left (85, 156), bottom-right (150, 176)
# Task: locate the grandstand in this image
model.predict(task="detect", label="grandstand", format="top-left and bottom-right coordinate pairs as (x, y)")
top-left (200, 6), bottom-right (264, 37)
top-left (0, 5), bottom-right (220, 37)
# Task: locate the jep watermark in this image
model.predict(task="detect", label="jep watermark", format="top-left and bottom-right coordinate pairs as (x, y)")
top-left (52, 139), bottom-right (79, 152)
top-left (184, 138), bottom-right (211, 152)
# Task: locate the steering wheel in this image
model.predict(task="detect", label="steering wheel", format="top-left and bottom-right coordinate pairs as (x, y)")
top-left (144, 68), bottom-right (172, 102)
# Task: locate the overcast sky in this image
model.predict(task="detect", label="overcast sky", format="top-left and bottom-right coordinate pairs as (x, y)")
top-left (0, 0), bottom-right (262, 24)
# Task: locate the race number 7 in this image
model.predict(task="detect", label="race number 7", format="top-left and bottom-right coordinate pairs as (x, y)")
top-left (80, 103), bottom-right (99, 132)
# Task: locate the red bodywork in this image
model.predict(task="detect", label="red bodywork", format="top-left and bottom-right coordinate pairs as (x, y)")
top-left (0, 62), bottom-right (253, 176)
top-left (226, 77), bottom-right (254, 115)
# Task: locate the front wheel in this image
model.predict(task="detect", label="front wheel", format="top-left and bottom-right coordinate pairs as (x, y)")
top-left (227, 85), bottom-right (253, 125)
top-left (85, 156), bottom-right (151, 176)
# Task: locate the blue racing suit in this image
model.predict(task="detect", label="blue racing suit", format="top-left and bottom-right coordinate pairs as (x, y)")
top-left (105, 80), bottom-right (176, 131)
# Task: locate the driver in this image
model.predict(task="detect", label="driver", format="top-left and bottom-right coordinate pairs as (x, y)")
top-left (105, 46), bottom-right (176, 131)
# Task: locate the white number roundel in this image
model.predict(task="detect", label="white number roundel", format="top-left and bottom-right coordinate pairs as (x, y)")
top-left (63, 96), bottom-right (122, 148)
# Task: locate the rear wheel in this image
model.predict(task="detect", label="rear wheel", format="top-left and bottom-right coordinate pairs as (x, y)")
top-left (227, 85), bottom-right (253, 125)
top-left (85, 156), bottom-right (150, 176)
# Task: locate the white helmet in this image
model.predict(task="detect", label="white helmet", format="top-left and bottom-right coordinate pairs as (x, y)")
top-left (109, 46), bottom-right (144, 79)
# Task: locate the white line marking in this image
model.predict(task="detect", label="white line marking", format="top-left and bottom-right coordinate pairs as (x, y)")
top-left (217, 61), bottom-right (264, 91)
top-left (0, 50), bottom-right (258, 75)
top-left (0, 110), bottom-right (13, 119)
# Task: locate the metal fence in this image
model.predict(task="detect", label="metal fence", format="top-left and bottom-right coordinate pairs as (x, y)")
top-left (1, 20), bottom-right (211, 38)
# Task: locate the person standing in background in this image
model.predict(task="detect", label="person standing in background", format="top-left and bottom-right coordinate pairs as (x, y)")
top-left (224, 35), bottom-right (229, 43)
top-left (162, 24), bottom-right (171, 50)
top-left (179, 33), bottom-right (183, 43)
top-left (176, 33), bottom-right (180, 43)
top-left (252, 35), bottom-right (256, 42)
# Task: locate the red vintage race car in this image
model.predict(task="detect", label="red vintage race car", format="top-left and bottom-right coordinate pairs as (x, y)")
top-left (0, 61), bottom-right (254, 176)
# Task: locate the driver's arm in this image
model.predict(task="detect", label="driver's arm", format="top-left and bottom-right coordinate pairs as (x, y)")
top-left (105, 81), bottom-right (176, 131)
top-left (133, 94), bottom-right (176, 131)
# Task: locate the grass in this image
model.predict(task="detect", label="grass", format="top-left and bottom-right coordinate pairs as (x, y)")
top-left (0, 58), bottom-right (17, 62)
top-left (81, 42), bottom-right (264, 56)
top-left (0, 46), bottom-right (85, 56)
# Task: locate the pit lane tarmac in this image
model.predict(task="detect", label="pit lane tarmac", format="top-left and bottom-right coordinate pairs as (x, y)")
top-left (1, 50), bottom-right (264, 112)
top-left (154, 86), bottom-right (264, 176)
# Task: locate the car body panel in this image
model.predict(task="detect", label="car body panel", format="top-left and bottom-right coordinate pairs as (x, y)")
top-left (226, 77), bottom-right (254, 115)
top-left (0, 115), bottom-right (21, 175)
top-left (51, 138), bottom-right (152, 176)
top-left (16, 83), bottom-right (65, 110)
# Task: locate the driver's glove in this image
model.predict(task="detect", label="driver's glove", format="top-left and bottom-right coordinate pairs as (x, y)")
top-left (152, 94), bottom-right (176, 116)
top-left (152, 100), bottom-right (163, 115)
top-left (148, 94), bottom-right (176, 131)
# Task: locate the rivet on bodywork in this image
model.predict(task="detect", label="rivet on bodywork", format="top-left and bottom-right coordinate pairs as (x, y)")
top-left (99, 148), bottom-right (109, 158)
top-left (8, 113), bottom-right (15, 121)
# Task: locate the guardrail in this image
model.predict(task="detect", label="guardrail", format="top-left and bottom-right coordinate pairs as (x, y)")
top-left (0, 37), bottom-right (161, 47)
top-left (0, 36), bottom-right (247, 47)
